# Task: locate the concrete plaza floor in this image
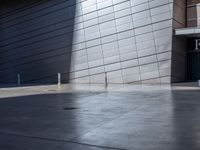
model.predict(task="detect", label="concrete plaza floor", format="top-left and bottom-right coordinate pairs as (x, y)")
top-left (0, 83), bottom-right (200, 150)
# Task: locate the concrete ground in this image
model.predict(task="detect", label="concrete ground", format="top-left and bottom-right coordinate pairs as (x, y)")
top-left (0, 83), bottom-right (200, 150)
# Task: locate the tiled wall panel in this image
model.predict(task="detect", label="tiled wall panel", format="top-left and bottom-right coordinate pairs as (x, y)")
top-left (0, 0), bottom-right (174, 84)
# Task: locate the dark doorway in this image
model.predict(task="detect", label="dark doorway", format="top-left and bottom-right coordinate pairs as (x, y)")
top-left (187, 38), bottom-right (200, 81)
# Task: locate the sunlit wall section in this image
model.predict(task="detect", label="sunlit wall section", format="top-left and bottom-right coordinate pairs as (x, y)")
top-left (70, 0), bottom-right (174, 84)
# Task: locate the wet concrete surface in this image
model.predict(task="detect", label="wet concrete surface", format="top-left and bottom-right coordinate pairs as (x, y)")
top-left (0, 83), bottom-right (200, 150)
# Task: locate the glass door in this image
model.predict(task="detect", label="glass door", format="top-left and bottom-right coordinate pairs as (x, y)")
top-left (187, 51), bottom-right (200, 81)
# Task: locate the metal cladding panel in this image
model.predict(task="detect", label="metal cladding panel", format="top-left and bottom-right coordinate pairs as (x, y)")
top-left (0, 0), bottom-right (174, 84)
top-left (0, 0), bottom-right (76, 83)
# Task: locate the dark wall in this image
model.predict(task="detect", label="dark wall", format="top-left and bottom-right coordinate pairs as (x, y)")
top-left (0, 0), bottom-right (76, 83)
top-left (171, 0), bottom-right (187, 83)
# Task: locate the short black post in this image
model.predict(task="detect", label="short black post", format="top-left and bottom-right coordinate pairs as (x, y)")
top-left (105, 72), bottom-right (108, 88)
top-left (17, 73), bottom-right (20, 86)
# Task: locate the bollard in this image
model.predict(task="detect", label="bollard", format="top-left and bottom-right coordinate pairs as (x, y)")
top-left (58, 73), bottom-right (61, 88)
top-left (17, 73), bottom-right (20, 86)
top-left (105, 72), bottom-right (108, 88)
top-left (198, 80), bottom-right (200, 87)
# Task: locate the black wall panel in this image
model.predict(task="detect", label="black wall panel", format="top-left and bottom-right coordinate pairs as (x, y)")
top-left (0, 0), bottom-right (75, 83)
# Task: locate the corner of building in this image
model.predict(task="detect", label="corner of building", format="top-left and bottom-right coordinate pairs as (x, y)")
top-left (171, 0), bottom-right (187, 83)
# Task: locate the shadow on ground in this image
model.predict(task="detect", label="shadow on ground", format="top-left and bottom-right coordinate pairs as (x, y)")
top-left (0, 89), bottom-right (200, 150)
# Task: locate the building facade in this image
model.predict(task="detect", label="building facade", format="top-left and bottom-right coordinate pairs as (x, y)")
top-left (0, 0), bottom-right (196, 84)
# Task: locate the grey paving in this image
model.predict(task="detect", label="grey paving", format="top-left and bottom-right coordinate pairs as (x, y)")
top-left (0, 84), bottom-right (200, 150)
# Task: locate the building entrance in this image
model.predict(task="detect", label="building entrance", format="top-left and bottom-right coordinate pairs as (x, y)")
top-left (187, 38), bottom-right (200, 81)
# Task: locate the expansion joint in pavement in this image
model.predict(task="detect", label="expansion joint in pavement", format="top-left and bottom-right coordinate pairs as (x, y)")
top-left (0, 131), bottom-right (126, 150)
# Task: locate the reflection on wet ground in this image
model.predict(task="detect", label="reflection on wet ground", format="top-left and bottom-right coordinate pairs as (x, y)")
top-left (0, 83), bottom-right (200, 150)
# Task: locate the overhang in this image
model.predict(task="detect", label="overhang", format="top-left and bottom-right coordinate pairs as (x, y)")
top-left (175, 28), bottom-right (200, 37)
